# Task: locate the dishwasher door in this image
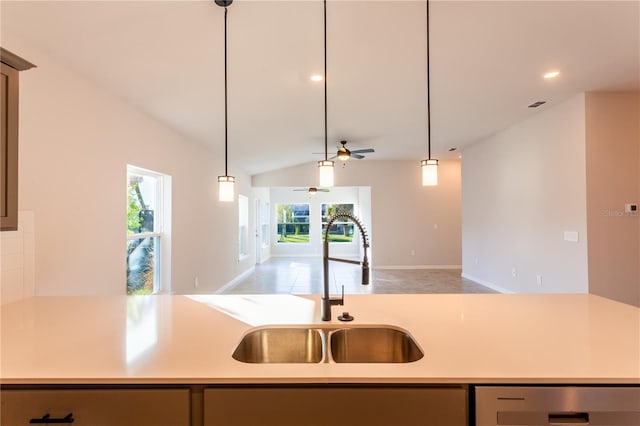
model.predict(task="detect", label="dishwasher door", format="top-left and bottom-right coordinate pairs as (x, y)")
top-left (475, 386), bottom-right (640, 426)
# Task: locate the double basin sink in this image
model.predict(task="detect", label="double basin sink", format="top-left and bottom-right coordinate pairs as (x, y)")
top-left (232, 325), bottom-right (423, 364)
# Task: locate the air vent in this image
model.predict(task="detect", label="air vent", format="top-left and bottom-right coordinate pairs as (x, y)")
top-left (528, 101), bottom-right (547, 108)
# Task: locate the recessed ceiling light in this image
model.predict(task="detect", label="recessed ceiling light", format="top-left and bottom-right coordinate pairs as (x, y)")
top-left (543, 71), bottom-right (560, 79)
top-left (310, 74), bottom-right (323, 82)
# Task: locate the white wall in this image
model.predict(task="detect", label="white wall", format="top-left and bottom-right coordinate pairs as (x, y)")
top-left (268, 186), bottom-right (367, 259)
top-left (461, 94), bottom-right (589, 293)
top-left (253, 159), bottom-right (462, 268)
top-left (1, 38), bottom-right (254, 298)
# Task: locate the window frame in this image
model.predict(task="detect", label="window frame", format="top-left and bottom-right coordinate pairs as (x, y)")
top-left (126, 165), bottom-right (170, 295)
top-left (321, 203), bottom-right (357, 245)
top-left (275, 203), bottom-right (311, 244)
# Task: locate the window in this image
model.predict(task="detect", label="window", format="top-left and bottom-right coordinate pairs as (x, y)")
top-left (239, 195), bottom-right (249, 258)
top-left (126, 165), bottom-right (170, 295)
top-left (260, 201), bottom-right (270, 247)
top-left (321, 203), bottom-right (355, 243)
top-left (276, 203), bottom-right (310, 243)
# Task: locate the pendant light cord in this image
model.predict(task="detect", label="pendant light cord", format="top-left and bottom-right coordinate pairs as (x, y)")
top-left (224, 6), bottom-right (229, 176)
top-left (426, 0), bottom-right (431, 160)
top-left (323, 0), bottom-right (328, 161)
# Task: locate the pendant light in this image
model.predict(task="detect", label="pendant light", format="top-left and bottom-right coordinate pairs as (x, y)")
top-left (217, 0), bottom-right (235, 201)
top-left (317, 0), bottom-right (335, 187)
top-left (421, 0), bottom-right (439, 186)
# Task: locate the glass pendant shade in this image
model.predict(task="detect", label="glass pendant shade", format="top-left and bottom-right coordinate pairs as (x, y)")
top-left (218, 175), bottom-right (235, 202)
top-left (318, 160), bottom-right (334, 187)
top-left (421, 159), bottom-right (438, 186)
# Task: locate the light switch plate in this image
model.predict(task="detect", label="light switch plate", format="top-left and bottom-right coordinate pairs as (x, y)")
top-left (564, 231), bottom-right (579, 242)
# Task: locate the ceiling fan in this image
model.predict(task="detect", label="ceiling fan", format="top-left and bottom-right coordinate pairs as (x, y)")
top-left (313, 140), bottom-right (375, 161)
top-left (293, 187), bottom-right (330, 195)
top-left (332, 141), bottom-right (375, 161)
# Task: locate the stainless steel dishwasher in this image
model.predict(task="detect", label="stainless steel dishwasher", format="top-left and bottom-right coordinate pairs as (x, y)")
top-left (475, 386), bottom-right (640, 426)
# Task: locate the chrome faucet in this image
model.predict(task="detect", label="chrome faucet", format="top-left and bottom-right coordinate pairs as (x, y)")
top-left (321, 212), bottom-right (370, 321)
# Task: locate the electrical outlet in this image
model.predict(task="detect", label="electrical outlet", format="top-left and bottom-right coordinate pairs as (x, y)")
top-left (512, 267), bottom-right (517, 278)
top-left (474, 258), bottom-right (479, 265)
top-left (410, 249), bottom-right (416, 256)
top-left (536, 275), bottom-right (542, 286)
top-left (194, 277), bottom-right (199, 288)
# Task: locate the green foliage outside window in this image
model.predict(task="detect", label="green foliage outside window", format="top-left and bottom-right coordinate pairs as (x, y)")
top-left (127, 176), bottom-right (155, 295)
top-left (127, 182), bottom-right (142, 234)
top-left (277, 203), bottom-right (310, 243)
top-left (322, 203), bottom-right (355, 243)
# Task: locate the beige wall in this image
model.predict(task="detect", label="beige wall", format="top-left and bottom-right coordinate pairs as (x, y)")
top-left (462, 94), bottom-right (589, 294)
top-left (253, 159), bottom-right (462, 268)
top-left (1, 37), bottom-right (254, 298)
top-left (585, 92), bottom-right (640, 307)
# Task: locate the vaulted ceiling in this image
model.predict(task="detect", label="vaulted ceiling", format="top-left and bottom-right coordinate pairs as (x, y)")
top-left (2, 1), bottom-right (638, 174)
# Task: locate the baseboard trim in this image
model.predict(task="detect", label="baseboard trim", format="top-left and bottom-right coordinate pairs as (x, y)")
top-left (461, 273), bottom-right (513, 294)
top-left (375, 265), bottom-right (462, 270)
top-left (216, 266), bottom-right (256, 294)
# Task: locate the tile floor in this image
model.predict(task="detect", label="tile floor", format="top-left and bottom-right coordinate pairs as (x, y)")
top-left (221, 257), bottom-right (497, 295)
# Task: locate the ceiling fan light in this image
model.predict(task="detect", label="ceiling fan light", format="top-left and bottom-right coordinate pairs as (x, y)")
top-left (421, 159), bottom-right (438, 186)
top-left (318, 160), bottom-right (334, 187)
top-left (218, 175), bottom-right (235, 202)
top-left (337, 150), bottom-right (350, 161)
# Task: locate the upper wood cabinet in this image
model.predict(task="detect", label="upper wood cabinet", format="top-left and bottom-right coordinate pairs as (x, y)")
top-left (1, 48), bottom-right (35, 231)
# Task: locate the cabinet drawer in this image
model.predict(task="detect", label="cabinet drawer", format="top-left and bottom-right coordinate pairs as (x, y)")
top-left (204, 386), bottom-right (467, 426)
top-left (1, 388), bottom-right (190, 426)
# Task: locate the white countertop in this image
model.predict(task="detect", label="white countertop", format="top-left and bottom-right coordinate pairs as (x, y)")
top-left (1, 294), bottom-right (638, 385)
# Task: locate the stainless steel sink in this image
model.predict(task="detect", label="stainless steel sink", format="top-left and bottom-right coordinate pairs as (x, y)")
top-left (233, 325), bottom-right (423, 364)
top-left (232, 327), bottom-right (323, 363)
top-left (330, 326), bottom-right (424, 363)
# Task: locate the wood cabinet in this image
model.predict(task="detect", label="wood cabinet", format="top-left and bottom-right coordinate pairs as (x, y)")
top-left (1, 48), bottom-right (35, 231)
top-left (0, 388), bottom-right (191, 426)
top-left (203, 385), bottom-right (468, 426)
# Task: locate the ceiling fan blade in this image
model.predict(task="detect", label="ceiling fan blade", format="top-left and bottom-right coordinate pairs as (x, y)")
top-left (351, 153), bottom-right (365, 159)
top-left (350, 148), bottom-right (375, 154)
top-left (318, 189), bottom-right (330, 192)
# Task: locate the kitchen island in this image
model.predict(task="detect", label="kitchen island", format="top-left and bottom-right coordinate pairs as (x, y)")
top-left (1, 294), bottom-right (639, 425)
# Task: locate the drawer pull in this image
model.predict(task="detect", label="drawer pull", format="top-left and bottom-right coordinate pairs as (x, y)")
top-left (548, 412), bottom-right (589, 424)
top-left (29, 413), bottom-right (75, 424)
